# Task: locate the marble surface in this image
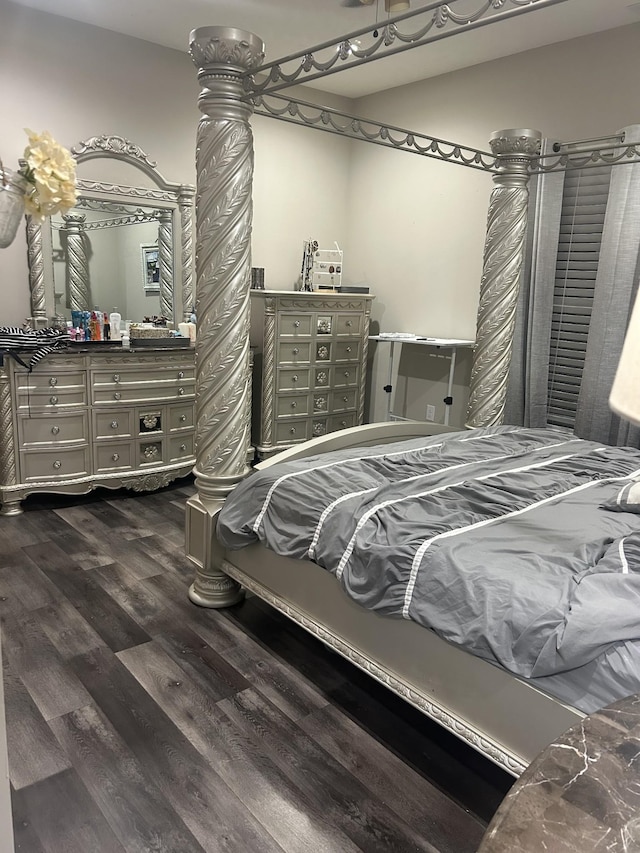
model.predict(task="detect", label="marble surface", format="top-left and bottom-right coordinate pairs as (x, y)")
top-left (479, 694), bottom-right (640, 852)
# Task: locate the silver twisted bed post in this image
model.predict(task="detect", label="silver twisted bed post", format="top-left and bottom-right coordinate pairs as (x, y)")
top-left (185, 26), bottom-right (265, 608)
top-left (466, 128), bottom-right (542, 428)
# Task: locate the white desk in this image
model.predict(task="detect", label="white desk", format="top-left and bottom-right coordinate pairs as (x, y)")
top-left (369, 334), bottom-right (475, 426)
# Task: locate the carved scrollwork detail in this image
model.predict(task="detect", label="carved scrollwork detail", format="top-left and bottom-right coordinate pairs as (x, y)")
top-left (125, 471), bottom-right (175, 493)
top-left (71, 135), bottom-right (158, 168)
top-left (489, 131), bottom-right (542, 158)
top-left (189, 29), bottom-right (265, 70)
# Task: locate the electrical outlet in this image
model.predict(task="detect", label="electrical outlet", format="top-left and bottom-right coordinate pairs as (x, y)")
top-left (425, 404), bottom-right (436, 421)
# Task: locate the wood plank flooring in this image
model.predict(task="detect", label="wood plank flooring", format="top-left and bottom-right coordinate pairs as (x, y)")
top-left (1, 478), bottom-right (512, 852)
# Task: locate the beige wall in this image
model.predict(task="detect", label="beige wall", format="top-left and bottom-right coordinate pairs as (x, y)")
top-left (0, 1), bottom-right (353, 325)
top-left (1, 2), bottom-right (639, 427)
top-left (351, 23), bottom-right (640, 423)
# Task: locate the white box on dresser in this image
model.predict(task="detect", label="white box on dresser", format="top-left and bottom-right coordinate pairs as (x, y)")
top-left (250, 290), bottom-right (374, 460)
top-left (0, 345), bottom-right (195, 515)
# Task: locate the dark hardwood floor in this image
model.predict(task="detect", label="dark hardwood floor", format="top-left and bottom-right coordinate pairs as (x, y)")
top-left (1, 478), bottom-right (512, 852)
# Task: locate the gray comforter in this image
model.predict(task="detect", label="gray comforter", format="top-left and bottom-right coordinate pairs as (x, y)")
top-left (217, 426), bottom-right (640, 683)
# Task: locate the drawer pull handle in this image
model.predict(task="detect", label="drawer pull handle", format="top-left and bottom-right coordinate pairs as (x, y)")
top-left (110, 420), bottom-right (119, 430)
top-left (180, 443), bottom-right (186, 452)
top-left (289, 427), bottom-right (296, 435)
top-left (346, 320), bottom-right (353, 327)
top-left (344, 371), bottom-right (350, 378)
top-left (346, 346), bottom-right (352, 353)
top-left (343, 396), bottom-right (349, 402)
top-left (49, 377), bottom-right (58, 386)
top-left (178, 387), bottom-right (185, 395)
top-left (179, 415), bottom-right (186, 422)
top-left (291, 402), bottom-right (297, 409)
top-left (50, 395), bottom-right (58, 405)
top-left (178, 371), bottom-right (184, 379)
top-left (340, 420), bottom-right (347, 428)
top-left (291, 375), bottom-right (298, 383)
top-left (292, 347), bottom-right (299, 355)
top-left (112, 453), bottom-right (120, 462)
top-left (53, 460), bottom-right (62, 470)
top-left (51, 425), bottom-right (60, 435)
top-left (113, 374), bottom-right (120, 383)
top-left (293, 321), bottom-right (300, 328)
top-left (113, 392), bottom-right (121, 401)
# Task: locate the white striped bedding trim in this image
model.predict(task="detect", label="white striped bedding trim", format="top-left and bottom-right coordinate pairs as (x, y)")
top-left (251, 427), bottom-right (529, 535)
top-left (402, 462), bottom-right (640, 619)
top-left (335, 440), bottom-right (583, 581)
top-left (619, 537), bottom-right (630, 574)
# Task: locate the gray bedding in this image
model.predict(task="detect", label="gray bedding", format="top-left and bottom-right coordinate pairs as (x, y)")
top-left (217, 426), bottom-right (640, 712)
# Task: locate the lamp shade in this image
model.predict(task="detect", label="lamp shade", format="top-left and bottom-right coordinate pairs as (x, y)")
top-left (610, 288), bottom-right (640, 425)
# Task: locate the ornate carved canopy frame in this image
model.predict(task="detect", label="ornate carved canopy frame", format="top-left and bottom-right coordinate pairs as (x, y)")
top-left (184, 1), bottom-right (640, 606)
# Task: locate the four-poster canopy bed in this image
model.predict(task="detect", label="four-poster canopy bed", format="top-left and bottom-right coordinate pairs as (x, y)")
top-left (183, 0), bottom-right (640, 776)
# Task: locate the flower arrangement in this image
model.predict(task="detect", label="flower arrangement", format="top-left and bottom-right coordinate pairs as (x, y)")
top-left (19, 129), bottom-right (78, 222)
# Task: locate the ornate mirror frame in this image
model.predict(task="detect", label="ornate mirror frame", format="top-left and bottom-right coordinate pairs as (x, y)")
top-left (25, 134), bottom-right (195, 326)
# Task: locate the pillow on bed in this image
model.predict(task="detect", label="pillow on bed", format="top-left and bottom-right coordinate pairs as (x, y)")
top-left (602, 479), bottom-right (640, 513)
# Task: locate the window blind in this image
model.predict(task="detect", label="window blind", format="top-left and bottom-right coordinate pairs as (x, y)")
top-left (547, 165), bottom-right (612, 429)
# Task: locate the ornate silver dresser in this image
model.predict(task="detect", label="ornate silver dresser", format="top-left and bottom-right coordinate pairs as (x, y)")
top-left (250, 290), bottom-right (374, 459)
top-left (0, 346), bottom-right (195, 514)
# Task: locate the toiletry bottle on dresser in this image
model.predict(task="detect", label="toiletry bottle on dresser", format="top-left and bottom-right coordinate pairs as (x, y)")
top-left (109, 308), bottom-right (122, 341)
top-left (103, 312), bottom-right (110, 341)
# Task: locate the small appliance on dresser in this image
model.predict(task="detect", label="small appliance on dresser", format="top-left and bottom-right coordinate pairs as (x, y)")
top-left (250, 290), bottom-right (374, 460)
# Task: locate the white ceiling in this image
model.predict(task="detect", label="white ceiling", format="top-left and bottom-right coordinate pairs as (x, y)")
top-left (7, 0), bottom-right (640, 98)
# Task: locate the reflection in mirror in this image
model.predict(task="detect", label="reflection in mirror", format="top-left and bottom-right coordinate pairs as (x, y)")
top-left (26, 135), bottom-right (194, 328)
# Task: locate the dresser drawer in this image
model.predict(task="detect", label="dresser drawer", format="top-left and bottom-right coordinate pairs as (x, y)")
top-left (19, 412), bottom-right (88, 447)
top-left (335, 340), bottom-right (361, 362)
top-left (279, 314), bottom-right (312, 337)
top-left (276, 393), bottom-right (310, 418)
top-left (330, 388), bottom-right (358, 412)
top-left (275, 418), bottom-right (311, 444)
top-left (14, 370), bottom-right (86, 395)
top-left (277, 369), bottom-right (310, 392)
top-left (20, 447), bottom-right (90, 482)
top-left (16, 387), bottom-right (87, 411)
top-left (277, 341), bottom-right (311, 364)
top-left (168, 434), bottom-right (194, 462)
top-left (333, 365), bottom-right (359, 388)
top-left (336, 314), bottom-right (362, 336)
top-left (92, 382), bottom-right (194, 405)
top-left (168, 403), bottom-right (195, 432)
top-left (95, 442), bottom-right (134, 473)
top-left (138, 439), bottom-right (164, 467)
top-left (93, 409), bottom-right (135, 440)
top-left (92, 365), bottom-right (194, 385)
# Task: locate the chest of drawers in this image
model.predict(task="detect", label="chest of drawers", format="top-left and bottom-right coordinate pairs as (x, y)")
top-left (250, 291), bottom-right (374, 459)
top-left (0, 347), bottom-right (195, 515)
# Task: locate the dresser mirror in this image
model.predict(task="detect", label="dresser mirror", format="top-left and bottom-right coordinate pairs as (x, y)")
top-left (26, 135), bottom-right (195, 328)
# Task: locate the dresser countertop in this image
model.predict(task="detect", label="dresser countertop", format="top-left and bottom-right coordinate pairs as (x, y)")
top-left (479, 693), bottom-right (640, 851)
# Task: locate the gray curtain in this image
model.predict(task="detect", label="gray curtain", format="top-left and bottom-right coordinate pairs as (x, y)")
top-left (505, 126), bottom-right (640, 448)
top-left (504, 140), bottom-right (564, 427)
top-left (574, 125), bottom-right (640, 446)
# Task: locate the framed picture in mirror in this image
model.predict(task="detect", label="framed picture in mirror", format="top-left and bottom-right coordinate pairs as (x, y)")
top-left (141, 243), bottom-right (160, 293)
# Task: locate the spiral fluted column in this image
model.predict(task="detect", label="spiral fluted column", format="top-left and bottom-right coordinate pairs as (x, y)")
top-left (157, 209), bottom-right (173, 320)
top-left (185, 26), bottom-right (265, 608)
top-left (63, 213), bottom-right (90, 311)
top-left (466, 129), bottom-right (542, 429)
top-left (179, 186), bottom-right (196, 322)
top-left (26, 218), bottom-right (48, 327)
